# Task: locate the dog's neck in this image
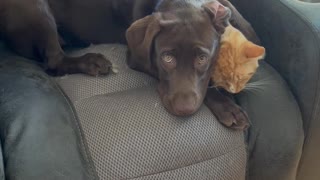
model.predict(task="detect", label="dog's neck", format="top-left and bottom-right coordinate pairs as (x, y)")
top-left (132, 0), bottom-right (214, 21)
top-left (155, 0), bottom-right (213, 12)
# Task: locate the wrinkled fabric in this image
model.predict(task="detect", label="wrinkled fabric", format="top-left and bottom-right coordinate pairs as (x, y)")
top-left (0, 140), bottom-right (4, 180)
top-left (0, 53), bottom-right (98, 180)
top-left (230, 0), bottom-right (319, 179)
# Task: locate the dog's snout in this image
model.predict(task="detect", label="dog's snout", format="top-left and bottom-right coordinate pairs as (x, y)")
top-left (171, 93), bottom-right (198, 116)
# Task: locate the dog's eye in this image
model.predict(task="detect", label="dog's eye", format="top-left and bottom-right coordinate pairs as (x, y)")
top-left (198, 54), bottom-right (208, 64)
top-left (162, 53), bottom-right (175, 63)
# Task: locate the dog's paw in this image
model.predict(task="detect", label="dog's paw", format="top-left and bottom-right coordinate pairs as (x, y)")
top-left (215, 103), bottom-right (250, 131)
top-left (80, 53), bottom-right (112, 76)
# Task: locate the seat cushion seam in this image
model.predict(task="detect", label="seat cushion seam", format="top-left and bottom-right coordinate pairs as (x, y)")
top-left (52, 79), bottom-right (99, 180)
top-left (72, 85), bottom-right (157, 106)
top-left (127, 144), bottom-right (245, 180)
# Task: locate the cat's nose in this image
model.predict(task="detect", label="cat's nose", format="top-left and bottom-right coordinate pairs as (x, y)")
top-left (229, 85), bottom-right (236, 93)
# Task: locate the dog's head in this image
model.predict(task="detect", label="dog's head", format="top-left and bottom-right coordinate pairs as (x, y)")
top-left (126, 1), bottom-right (231, 116)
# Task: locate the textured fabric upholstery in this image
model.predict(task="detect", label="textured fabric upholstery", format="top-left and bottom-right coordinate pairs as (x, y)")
top-left (56, 44), bottom-right (247, 180)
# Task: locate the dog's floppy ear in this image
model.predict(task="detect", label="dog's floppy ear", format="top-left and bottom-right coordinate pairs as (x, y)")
top-left (216, 0), bottom-right (261, 45)
top-left (126, 13), bottom-right (161, 77)
top-left (203, 1), bottom-right (231, 34)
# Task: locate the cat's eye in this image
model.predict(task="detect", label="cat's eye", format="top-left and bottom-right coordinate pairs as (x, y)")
top-left (161, 53), bottom-right (175, 63)
top-left (197, 54), bottom-right (208, 64)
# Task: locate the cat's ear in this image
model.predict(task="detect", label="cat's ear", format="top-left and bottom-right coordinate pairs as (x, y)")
top-left (244, 41), bottom-right (265, 60)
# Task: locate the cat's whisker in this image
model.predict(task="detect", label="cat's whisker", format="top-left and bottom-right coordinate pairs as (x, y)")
top-left (242, 89), bottom-right (262, 94)
top-left (246, 85), bottom-right (265, 89)
top-left (241, 78), bottom-right (274, 88)
top-left (247, 82), bottom-right (270, 86)
top-left (245, 85), bottom-right (266, 89)
top-left (245, 84), bottom-right (263, 88)
top-left (244, 87), bottom-right (262, 91)
top-left (247, 80), bottom-right (269, 84)
top-left (245, 80), bottom-right (273, 88)
top-left (243, 86), bottom-right (265, 93)
top-left (247, 78), bottom-right (274, 85)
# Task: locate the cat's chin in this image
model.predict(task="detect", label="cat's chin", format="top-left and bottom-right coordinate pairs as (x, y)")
top-left (226, 89), bottom-right (237, 94)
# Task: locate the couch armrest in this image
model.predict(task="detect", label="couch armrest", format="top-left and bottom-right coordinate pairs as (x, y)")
top-left (230, 0), bottom-right (320, 179)
top-left (0, 140), bottom-right (3, 180)
top-left (0, 45), bottom-right (99, 179)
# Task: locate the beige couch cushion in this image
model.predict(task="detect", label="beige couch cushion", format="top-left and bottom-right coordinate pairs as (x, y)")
top-left (55, 44), bottom-right (246, 180)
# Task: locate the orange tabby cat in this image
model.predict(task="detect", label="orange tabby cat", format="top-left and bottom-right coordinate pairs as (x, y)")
top-left (211, 25), bottom-right (266, 94)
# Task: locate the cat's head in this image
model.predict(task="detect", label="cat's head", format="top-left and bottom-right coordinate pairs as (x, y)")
top-left (211, 25), bottom-right (265, 94)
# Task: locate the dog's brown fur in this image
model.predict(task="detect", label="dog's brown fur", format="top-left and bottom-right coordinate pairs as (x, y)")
top-left (126, 0), bottom-right (232, 116)
top-left (0, 0), bottom-right (255, 130)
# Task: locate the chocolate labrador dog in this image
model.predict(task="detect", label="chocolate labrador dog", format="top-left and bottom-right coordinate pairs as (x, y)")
top-left (0, 0), bottom-right (250, 129)
top-left (126, 0), bottom-right (249, 129)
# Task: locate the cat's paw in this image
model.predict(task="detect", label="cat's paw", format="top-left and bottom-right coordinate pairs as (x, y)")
top-left (215, 103), bottom-right (250, 130)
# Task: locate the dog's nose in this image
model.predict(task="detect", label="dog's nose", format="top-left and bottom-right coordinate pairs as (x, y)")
top-left (171, 94), bottom-right (197, 116)
top-left (174, 103), bottom-right (196, 116)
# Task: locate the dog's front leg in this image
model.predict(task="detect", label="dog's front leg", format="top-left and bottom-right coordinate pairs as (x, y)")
top-left (204, 88), bottom-right (249, 130)
top-left (2, 0), bottom-right (112, 76)
top-left (42, 26), bottom-right (112, 76)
